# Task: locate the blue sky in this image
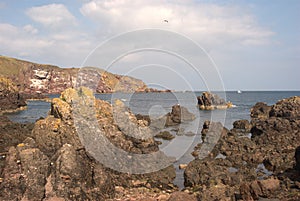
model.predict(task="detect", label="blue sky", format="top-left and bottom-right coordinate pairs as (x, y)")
top-left (0, 0), bottom-right (299, 91)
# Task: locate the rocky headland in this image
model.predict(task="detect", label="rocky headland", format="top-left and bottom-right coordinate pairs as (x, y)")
top-left (0, 56), bottom-right (149, 94)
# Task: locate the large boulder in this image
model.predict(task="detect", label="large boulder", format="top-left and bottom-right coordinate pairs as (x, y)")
top-left (197, 92), bottom-right (232, 110)
top-left (165, 104), bottom-right (196, 126)
top-left (269, 96), bottom-right (300, 119)
top-left (0, 141), bottom-right (50, 201)
top-left (0, 76), bottom-right (26, 113)
top-left (250, 102), bottom-right (271, 119)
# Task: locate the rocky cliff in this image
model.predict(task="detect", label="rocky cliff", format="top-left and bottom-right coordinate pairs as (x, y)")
top-left (0, 56), bottom-right (147, 94)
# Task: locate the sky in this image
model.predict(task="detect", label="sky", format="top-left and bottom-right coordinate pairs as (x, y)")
top-left (0, 0), bottom-right (299, 91)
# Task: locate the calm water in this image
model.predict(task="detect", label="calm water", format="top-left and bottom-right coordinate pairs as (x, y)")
top-left (5, 91), bottom-right (300, 188)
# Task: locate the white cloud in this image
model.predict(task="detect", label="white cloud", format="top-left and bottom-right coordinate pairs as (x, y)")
top-left (80, 0), bottom-right (273, 46)
top-left (23, 24), bottom-right (38, 34)
top-left (26, 4), bottom-right (77, 29)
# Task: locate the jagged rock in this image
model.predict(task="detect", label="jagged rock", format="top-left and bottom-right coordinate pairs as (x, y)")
top-left (0, 76), bottom-right (26, 113)
top-left (165, 104), bottom-right (195, 126)
top-left (269, 96), bottom-right (300, 119)
top-left (240, 178), bottom-right (280, 200)
top-left (197, 92), bottom-right (233, 110)
top-left (0, 141), bottom-right (50, 201)
top-left (184, 96), bottom-right (300, 200)
top-left (29, 87), bottom-right (176, 199)
top-left (250, 102), bottom-right (271, 119)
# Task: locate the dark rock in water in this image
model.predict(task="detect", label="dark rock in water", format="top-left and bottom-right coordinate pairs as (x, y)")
top-left (232, 119), bottom-right (252, 133)
top-left (165, 104), bottom-right (195, 127)
top-left (155, 131), bottom-right (175, 140)
top-left (0, 76), bottom-right (26, 113)
top-left (250, 102), bottom-right (271, 119)
top-left (296, 146), bottom-right (300, 171)
top-left (197, 92), bottom-right (233, 110)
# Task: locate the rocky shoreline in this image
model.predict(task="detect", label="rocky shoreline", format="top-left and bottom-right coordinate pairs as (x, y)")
top-left (0, 87), bottom-right (299, 200)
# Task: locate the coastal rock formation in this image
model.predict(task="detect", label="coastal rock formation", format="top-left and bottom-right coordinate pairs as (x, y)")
top-left (0, 56), bottom-right (147, 94)
top-left (136, 104), bottom-right (196, 129)
top-left (184, 96), bottom-right (300, 200)
top-left (164, 105), bottom-right (196, 127)
top-left (0, 87), bottom-right (177, 200)
top-left (0, 76), bottom-right (26, 113)
top-left (197, 92), bottom-right (233, 110)
top-left (250, 102), bottom-right (271, 119)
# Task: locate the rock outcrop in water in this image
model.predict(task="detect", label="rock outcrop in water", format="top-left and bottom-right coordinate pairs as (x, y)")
top-left (0, 76), bottom-right (26, 113)
top-left (0, 56), bottom-right (147, 94)
top-left (197, 92), bottom-right (233, 110)
top-left (184, 96), bottom-right (300, 200)
top-left (0, 87), bottom-right (177, 201)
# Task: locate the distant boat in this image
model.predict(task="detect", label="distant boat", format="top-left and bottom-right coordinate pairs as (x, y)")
top-left (237, 90), bottom-right (242, 94)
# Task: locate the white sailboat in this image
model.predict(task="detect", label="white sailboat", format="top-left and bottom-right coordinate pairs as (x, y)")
top-left (237, 90), bottom-right (242, 94)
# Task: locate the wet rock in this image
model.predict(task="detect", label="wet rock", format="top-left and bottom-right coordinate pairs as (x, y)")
top-left (167, 191), bottom-right (197, 201)
top-left (165, 105), bottom-right (195, 126)
top-left (197, 92), bottom-right (233, 110)
top-left (155, 131), bottom-right (175, 140)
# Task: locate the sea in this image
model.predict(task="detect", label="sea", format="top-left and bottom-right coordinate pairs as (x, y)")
top-left (5, 91), bottom-right (300, 188)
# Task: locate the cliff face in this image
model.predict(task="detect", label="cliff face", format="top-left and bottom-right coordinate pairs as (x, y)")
top-left (0, 56), bottom-right (147, 94)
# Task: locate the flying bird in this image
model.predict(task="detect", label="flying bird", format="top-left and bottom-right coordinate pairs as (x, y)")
top-left (164, 19), bottom-right (168, 23)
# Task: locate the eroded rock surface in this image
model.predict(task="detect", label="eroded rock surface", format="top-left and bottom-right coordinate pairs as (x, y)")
top-left (184, 96), bottom-right (300, 200)
top-left (0, 87), bottom-right (177, 200)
